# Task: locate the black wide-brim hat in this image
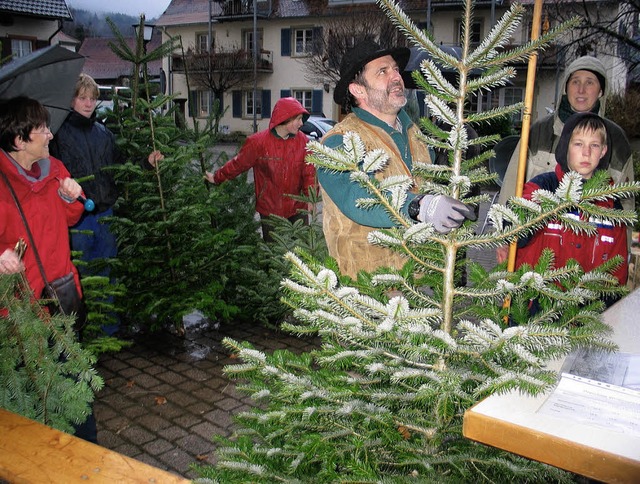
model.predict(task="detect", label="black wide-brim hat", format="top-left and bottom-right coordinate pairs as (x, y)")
top-left (334, 40), bottom-right (411, 106)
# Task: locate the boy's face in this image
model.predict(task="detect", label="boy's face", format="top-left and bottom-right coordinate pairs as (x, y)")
top-left (281, 113), bottom-right (305, 137)
top-left (566, 128), bottom-right (607, 179)
top-left (72, 87), bottom-right (98, 119)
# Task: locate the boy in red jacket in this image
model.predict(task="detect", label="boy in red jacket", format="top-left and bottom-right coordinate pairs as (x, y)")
top-left (205, 97), bottom-right (315, 242)
top-left (516, 112), bottom-right (628, 297)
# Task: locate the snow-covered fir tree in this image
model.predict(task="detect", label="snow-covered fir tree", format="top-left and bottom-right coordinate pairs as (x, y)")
top-left (196, 0), bottom-right (640, 481)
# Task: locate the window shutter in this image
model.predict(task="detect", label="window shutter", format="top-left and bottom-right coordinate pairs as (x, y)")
top-left (312, 90), bottom-right (323, 115)
top-left (280, 89), bottom-right (291, 99)
top-left (262, 90), bottom-right (271, 119)
top-left (215, 91), bottom-right (223, 113)
top-left (416, 91), bottom-right (426, 117)
top-left (232, 91), bottom-right (242, 118)
top-left (312, 26), bottom-right (323, 55)
top-left (188, 90), bottom-right (196, 117)
top-left (281, 28), bottom-right (291, 57)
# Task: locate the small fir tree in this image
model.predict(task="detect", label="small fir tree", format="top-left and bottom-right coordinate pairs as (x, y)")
top-left (0, 272), bottom-right (103, 434)
top-left (196, 0), bottom-right (640, 482)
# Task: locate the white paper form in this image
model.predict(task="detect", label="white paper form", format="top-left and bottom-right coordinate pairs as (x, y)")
top-left (538, 373), bottom-right (640, 439)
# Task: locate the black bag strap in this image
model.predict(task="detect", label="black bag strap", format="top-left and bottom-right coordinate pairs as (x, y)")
top-left (0, 169), bottom-right (51, 289)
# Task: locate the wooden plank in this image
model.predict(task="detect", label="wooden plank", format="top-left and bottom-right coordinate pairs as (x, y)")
top-left (0, 407), bottom-right (191, 483)
top-left (463, 401), bottom-right (640, 483)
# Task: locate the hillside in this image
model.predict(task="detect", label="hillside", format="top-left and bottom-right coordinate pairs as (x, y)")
top-left (62, 7), bottom-right (159, 40)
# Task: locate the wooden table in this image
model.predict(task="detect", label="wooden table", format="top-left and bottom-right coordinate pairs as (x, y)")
top-left (0, 407), bottom-right (190, 483)
top-left (463, 287), bottom-right (640, 483)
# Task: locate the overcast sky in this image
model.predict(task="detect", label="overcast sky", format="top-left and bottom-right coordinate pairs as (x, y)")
top-left (67, 0), bottom-right (172, 19)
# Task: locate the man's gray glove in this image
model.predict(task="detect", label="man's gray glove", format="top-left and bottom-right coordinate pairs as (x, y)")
top-left (409, 194), bottom-right (477, 234)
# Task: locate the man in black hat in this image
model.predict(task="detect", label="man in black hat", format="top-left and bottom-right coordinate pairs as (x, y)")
top-left (317, 40), bottom-right (476, 278)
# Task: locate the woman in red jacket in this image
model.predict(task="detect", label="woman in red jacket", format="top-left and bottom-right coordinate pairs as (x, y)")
top-left (516, 112), bottom-right (628, 294)
top-left (205, 97), bottom-right (316, 241)
top-left (0, 96), bottom-right (84, 298)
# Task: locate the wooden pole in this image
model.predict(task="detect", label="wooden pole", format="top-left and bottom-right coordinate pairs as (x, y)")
top-left (503, 0), bottom-right (545, 313)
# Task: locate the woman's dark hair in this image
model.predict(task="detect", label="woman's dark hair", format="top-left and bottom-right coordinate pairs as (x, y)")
top-left (0, 96), bottom-right (50, 152)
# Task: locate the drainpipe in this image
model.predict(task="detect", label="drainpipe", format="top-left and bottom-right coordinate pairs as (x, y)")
top-left (48, 20), bottom-right (65, 47)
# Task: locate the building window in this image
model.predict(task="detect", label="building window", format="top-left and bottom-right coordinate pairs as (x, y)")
top-left (501, 87), bottom-right (524, 124)
top-left (11, 38), bottom-right (32, 58)
top-left (243, 29), bottom-right (263, 53)
top-left (294, 28), bottom-right (314, 56)
top-left (455, 20), bottom-right (482, 46)
top-left (197, 91), bottom-right (211, 117)
top-left (245, 90), bottom-right (262, 117)
top-left (292, 90), bottom-right (312, 111)
top-left (467, 87), bottom-right (524, 124)
top-left (196, 33), bottom-right (211, 53)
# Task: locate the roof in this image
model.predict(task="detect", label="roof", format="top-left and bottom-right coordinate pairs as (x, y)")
top-left (156, 0), bottom-right (508, 26)
top-left (0, 0), bottom-right (72, 20)
top-left (156, 0), bottom-right (218, 27)
top-left (79, 32), bottom-right (162, 81)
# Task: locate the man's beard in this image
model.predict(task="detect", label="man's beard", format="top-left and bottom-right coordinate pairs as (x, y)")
top-left (365, 82), bottom-right (407, 114)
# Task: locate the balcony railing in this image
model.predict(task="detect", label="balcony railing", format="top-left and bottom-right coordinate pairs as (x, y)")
top-left (172, 49), bottom-right (273, 74)
top-left (212, 0), bottom-right (271, 20)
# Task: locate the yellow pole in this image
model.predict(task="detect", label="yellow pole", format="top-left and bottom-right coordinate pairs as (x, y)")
top-left (503, 0), bottom-right (545, 313)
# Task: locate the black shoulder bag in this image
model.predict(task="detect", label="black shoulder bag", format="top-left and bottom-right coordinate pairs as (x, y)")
top-left (0, 169), bottom-right (86, 328)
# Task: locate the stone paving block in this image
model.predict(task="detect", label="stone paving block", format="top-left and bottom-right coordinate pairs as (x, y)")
top-left (164, 389), bottom-right (198, 408)
top-left (99, 358), bottom-right (129, 373)
top-left (157, 447), bottom-right (197, 475)
top-left (182, 367), bottom-right (211, 381)
top-left (119, 367), bottom-right (142, 379)
top-left (137, 413), bottom-right (173, 431)
top-left (158, 425), bottom-right (189, 442)
top-left (127, 356), bottom-right (155, 370)
top-left (176, 433), bottom-right (215, 455)
top-left (99, 415), bottom-right (131, 434)
top-left (132, 453), bottom-right (167, 473)
top-left (189, 421), bottom-right (219, 440)
top-left (156, 370), bottom-right (187, 385)
top-left (190, 386), bottom-right (225, 402)
top-left (202, 408), bottom-right (233, 428)
top-left (168, 362), bottom-right (193, 373)
top-left (213, 396), bottom-right (242, 412)
top-left (202, 376), bottom-right (228, 390)
top-left (143, 364), bottom-right (164, 376)
top-left (118, 425), bottom-right (156, 445)
top-left (96, 392), bottom-right (137, 410)
top-left (175, 379), bottom-right (205, 393)
top-left (118, 403), bottom-right (148, 419)
top-left (126, 373), bottom-right (161, 389)
top-left (172, 412), bottom-right (204, 429)
top-left (112, 443), bottom-right (143, 459)
top-left (149, 401), bottom-right (184, 420)
top-left (93, 403), bottom-right (118, 422)
top-left (142, 438), bottom-right (174, 456)
top-left (96, 429), bottom-right (126, 449)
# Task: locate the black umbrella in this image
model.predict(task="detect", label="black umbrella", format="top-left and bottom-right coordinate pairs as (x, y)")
top-left (0, 45), bottom-right (85, 134)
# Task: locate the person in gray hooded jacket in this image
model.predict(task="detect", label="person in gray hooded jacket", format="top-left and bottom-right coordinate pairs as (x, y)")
top-left (498, 55), bottom-right (632, 206)
top-left (496, 55), bottom-right (633, 262)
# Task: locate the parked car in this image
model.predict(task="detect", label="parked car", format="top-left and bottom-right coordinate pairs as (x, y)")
top-left (300, 116), bottom-right (336, 140)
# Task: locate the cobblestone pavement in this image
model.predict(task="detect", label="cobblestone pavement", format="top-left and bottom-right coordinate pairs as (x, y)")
top-left (95, 320), bottom-right (320, 480)
top-left (94, 190), bottom-right (499, 480)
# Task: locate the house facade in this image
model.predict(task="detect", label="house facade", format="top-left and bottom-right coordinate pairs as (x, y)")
top-left (0, 0), bottom-right (73, 60)
top-left (156, 0), bottom-right (631, 135)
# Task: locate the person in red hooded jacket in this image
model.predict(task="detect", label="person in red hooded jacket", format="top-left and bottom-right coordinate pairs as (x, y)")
top-left (205, 97), bottom-right (316, 241)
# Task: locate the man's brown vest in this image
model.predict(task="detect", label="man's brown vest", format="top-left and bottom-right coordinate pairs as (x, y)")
top-left (320, 114), bottom-right (432, 278)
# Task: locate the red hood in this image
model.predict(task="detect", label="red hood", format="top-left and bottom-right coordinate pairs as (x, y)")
top-left (269, 97), bottom-right (309, 130)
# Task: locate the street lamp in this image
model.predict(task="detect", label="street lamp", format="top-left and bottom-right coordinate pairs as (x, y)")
top-left (133, 22), bottom-right (155, 51)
